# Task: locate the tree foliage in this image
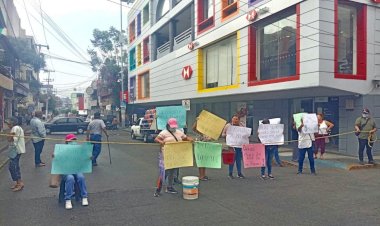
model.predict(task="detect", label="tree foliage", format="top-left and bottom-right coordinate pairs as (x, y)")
top-left (9, 38), bottom-right (45, 72)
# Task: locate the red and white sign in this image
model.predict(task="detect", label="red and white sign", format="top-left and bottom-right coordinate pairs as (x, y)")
top-left (187, 42), bottom-right (195, 50)
top-left (182, 66), bottom-right (193, 80)
top-left (246, 10), bottom-right (258, 22)
top-left (373, 0), bottom-right (380, 3)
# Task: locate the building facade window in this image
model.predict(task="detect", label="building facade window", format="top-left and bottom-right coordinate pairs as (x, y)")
top-left (137, 43), bottom-right (142, 66)
top-left (248, 0), bottom-right (263, 6)
top-left (335, 1), bottom-right (366, 79)
top-left (197, 0), bottom-right (214, 33)
top-left (129, 47), bottom-right (136, 71)
top-left (129, 76), bottom-right (136, 101)
top-left (143, 37), bottom-right (150, 63)
top-left (129, 20), bottom-right (136, 43)
top-left (138, 71), bottom-right (150, 99)
top-left (221, 0), bottom-right (238, 20)
top-left (137, 13), bottom-right (141, 36)
top-left (203, 35), bottom-right (237, 88)
top-left (157, 0), bottom-right (170, 21)
top-left (249, 6), bottom-right (299, 85)
top-left (143, 3), bottom-right (149, 25)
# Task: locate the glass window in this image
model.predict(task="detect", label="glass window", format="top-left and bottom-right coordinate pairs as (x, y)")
top-left (221, 0), bottom-right (238, 19)
top-left (137, 13), bottom-right (141, 36)
top-left (203, 35), bottom-right (237, 88)
top-left (137, 43), bottom-right (142, 66)
top-left (68, 118), bottom-right (78, 123)
top-left (130, 76), bottom-right (136, 101)
top-left (157, 0), bottom-right (170, 21)
top-left (129, 20), bottom-right (135, 43)
top-left (198, 0), bottom-right (214, 33)
top-left (143, 3), bottom-right (149, 25)
top-left (139, 72), bottom-right (150, 98)
top-left (203, 0), bottom-right (214, 20)
top-left (257, 12), bottom-right (297, 81)
top-left (337, 4), bottom-right (357, 75)
top-left (143, 37), bottom-right (150, 63)
top-left (55, 118), bottom-right (67, 124)
top-left (129, 47), bottom-right (136, 71)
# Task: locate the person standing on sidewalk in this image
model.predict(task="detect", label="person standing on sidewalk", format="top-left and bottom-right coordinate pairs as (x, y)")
top-left (6, 117), bottom-right (25, 192)
top-left (86, 112), bottom-right (108, 166)
top-left (222, 115), bottom-right (245, 179)
top-left (314, 113), bottom-right (334, 159)
top-left (30, 111), bottom-right (47, 167)
top-left (355, 108), bottom-right (377, 165)
top-left (259, 119), bottom-right (277, 180)
top-left (297, 118), bottom-right (316, 175)
top-left (192, 118), bottom-right (213, 181)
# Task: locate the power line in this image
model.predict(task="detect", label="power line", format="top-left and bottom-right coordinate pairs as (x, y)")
top-left (37, 0), bottom-right (55, 71)
top-left (22, 0), bottom-right (37, 41)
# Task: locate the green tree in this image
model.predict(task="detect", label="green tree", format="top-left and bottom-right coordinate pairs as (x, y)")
top-left (9, 38), bottom-right (46, 72)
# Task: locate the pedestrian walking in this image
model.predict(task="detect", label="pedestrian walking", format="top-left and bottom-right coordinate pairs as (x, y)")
top-left (86, 112), bottom-right (109, 166)
top-left (30, 111), bottom-right (47, 167)
top-left (192, 118), bottom-right (213, 181)
top-left (6, 117), bottom-right (25, 192)
top-left (259, 119), bottom-right (277, 180)
top-left (222, 115), bottom-right (245, 179)
top-left (354, 108), bottom-right (377, 165)
top-left (59, 134), bottom-right (89, 210)
top-left (153, 118), bottom-right (193, 197)
top-left (314, 113), bottom-right (334, 159)
top-left (297, 118), bottom-right (316, 175)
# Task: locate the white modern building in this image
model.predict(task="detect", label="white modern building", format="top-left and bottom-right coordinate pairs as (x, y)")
top-left (127, 0), bottom-right (380, 156)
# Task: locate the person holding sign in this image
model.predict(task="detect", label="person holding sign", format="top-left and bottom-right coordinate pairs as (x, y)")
top-left (154, 118), bottom-right (193, 197)
top-left (5, 117), bottom-right (25, 192)
top-left (297, 119), bottom-right (316, 175)
top-left (222, 115), bottom-right (246, 179)
top-left (314, 114), bottom-right (334, 159)
top-left (258, 119), bottom-right (276, 180)
top-left (192, 118), bottom-right (213, 181)
top-left (56, 134), bottom-right (89, 210)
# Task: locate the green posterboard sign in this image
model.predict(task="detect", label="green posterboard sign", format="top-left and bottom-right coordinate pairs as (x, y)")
top-left (293, 113), bottom-right (306, 129)
top-left (194, 141), bottom-right (222, 168)
top-left (51, 143), bottom-right (93, 175)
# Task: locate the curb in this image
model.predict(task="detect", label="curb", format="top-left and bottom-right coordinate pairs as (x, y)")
top-left (347, 163), bottom-right (380, 171)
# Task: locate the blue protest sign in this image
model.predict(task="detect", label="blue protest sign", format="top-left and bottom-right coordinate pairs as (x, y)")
top-left (156, 106), bottom-right (186, 130)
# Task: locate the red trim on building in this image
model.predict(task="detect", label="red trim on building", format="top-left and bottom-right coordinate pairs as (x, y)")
top-left (334, 0), bottom-right (367, 80)
top-left (197, 0), bottom-right (215, 35)
top-left (248, 4), bottom-right (300, 86)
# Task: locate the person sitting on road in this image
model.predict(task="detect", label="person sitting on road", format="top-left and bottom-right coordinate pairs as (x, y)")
top-left (60, 134), bottom-right (89, 210)
top-left (153, 118), bottom-right (193, 197)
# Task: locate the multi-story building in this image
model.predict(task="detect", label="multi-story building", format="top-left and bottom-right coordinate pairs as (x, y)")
top-left (127, 0), bottom-right (380, 156)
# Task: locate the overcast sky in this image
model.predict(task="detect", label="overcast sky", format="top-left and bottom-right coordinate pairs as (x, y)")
top-left (14, 0), bottom-right (130, 97)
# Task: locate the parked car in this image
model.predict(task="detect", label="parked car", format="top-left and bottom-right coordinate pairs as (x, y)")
top-left (44, 117), bottom-right (89, 134)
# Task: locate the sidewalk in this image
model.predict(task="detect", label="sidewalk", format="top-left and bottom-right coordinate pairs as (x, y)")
top-left (0, 125), bottom-right (31, 169)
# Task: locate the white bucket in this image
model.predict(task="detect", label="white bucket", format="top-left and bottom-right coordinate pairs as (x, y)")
top-left (182, 176), bottom-right (199, 200)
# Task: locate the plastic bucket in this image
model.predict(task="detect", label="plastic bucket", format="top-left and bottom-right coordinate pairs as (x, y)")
top-left (182, 176), bottom-right (199, 200)
top-left (222, 149), bottom-right (235, 165)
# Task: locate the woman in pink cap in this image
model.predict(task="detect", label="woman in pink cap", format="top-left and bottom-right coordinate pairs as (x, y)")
top-left (154, 118), bottom-right (193, 197)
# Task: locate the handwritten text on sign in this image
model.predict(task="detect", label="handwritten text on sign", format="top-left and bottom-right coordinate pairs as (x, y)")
top-left (156, 106), bottom-right (186, 130)
top-left (194, 141), bottom-right (222, 168)
top-left (51, 143), bottom-right (93, 175)
top-left (258, 124), bottom-right (284, 145)
top-left (226, 126), bottom-right (252, 147)
top-left (242, 144), bottom-right (266, 168)
top-left (163, 141), bottom-right (193, 170)
top-left (197, 110), bottom-right (227, 140)
top-left (302, 113), bottom-right (318, 134)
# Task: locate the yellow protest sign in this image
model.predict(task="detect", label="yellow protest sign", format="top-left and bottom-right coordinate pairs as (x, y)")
top-left (196, 110), bottom-right (227, 140)
top-left (164, 141), bottom-right (193, 170)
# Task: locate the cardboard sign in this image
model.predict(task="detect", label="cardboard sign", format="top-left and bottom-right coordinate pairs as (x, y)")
top-left (163, 141), bottom-right (193, 170)
top-left (194, 141), bottom-right (222, 168)
top-left (226, 126), bottom-right (252, 147)
top-left (302, 113), bottom-right (318, 134)
top-left (51, 143), bottom-right (92, 175)
top-left (258, 124), bottom-right (284, 145)
top-left (293, 113), bottom-right (306, 129)
top-left (156, 106), bottom-right (186, 130)
top-left (196, 110), bottom-right (227, 140)
top-left (242, 144), bottom-right (266, 168)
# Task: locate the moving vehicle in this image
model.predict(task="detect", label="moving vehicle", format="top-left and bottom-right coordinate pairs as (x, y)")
top-left (44, 117), bottom-right (89, 134)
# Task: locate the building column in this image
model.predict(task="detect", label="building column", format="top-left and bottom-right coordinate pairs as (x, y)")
top-left (169, 20), bottom-right (175, 52)
top-left (151, 33), bottom-right (157, 61)
top-left (190, 3), bottom-right (195, 41)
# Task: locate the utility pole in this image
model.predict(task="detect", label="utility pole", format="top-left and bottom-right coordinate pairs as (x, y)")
top-left (43, 69), bottom-right (54, 120)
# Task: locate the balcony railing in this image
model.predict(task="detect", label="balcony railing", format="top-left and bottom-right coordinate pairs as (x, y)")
top-left (157, 41), bottom-right (170, 59)
top-left (174, 28), bottom-right (192, 50)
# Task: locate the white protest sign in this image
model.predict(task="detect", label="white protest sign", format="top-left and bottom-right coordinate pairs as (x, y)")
top-left (226, 125), bottom-right (252, 147)
top-left (302, 113), bottom-right (318, 134)
top-left (259, 118), bottom-right (281, 125)
top-left (258, 124), bottom-right (284, 145)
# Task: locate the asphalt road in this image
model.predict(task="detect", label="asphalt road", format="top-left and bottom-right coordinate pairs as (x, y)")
top-left (0, 130), bottom-right (379, 226)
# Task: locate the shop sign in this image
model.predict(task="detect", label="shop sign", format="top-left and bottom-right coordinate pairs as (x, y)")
top-left (182, 66), bottom-right (193, 80)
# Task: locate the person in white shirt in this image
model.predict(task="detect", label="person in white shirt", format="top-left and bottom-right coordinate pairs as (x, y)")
top-left (297, 119), bottom-right (316, 175)
top-left (6, 117), bottom-right (26, 192)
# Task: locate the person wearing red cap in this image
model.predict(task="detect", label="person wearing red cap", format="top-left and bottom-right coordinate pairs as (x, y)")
top-left (153, 118), bottom-right (193, 197)
top-left (59, 134), bottom-right (89, 210)
top-left (355, 108), bottom-right (377, 165)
